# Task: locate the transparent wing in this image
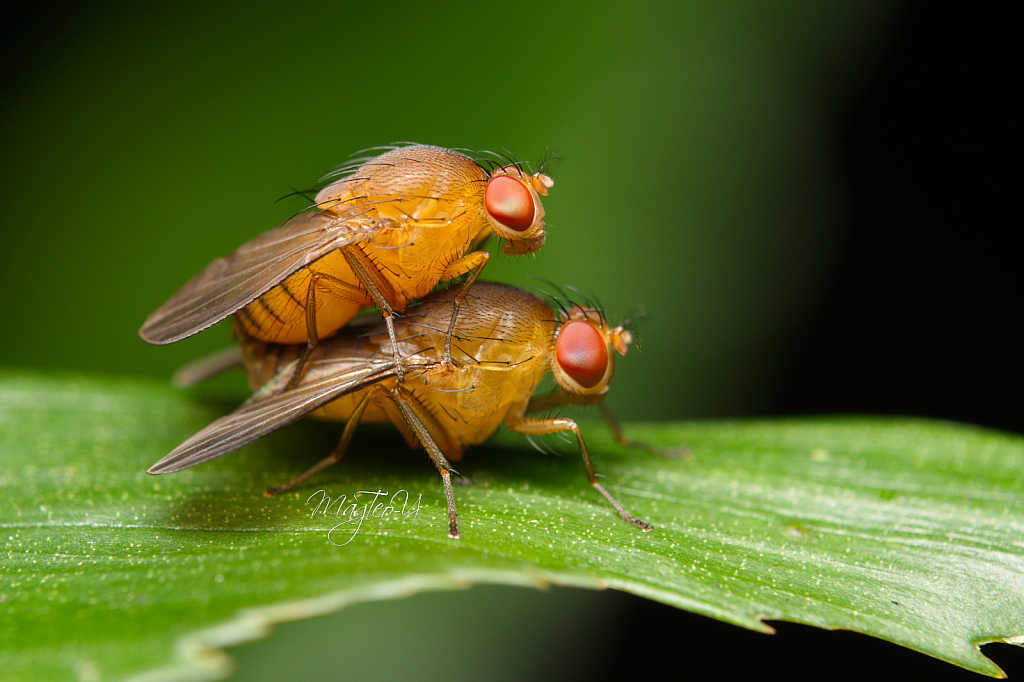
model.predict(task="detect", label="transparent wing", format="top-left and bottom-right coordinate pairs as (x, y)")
top-left (148, 359), bottom-right (405, 474)
top-left (139, 208), bottom-right (373, 344)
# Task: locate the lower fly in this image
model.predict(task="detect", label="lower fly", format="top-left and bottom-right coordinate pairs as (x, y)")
top-left (149, 282), bottom-right (651, 539)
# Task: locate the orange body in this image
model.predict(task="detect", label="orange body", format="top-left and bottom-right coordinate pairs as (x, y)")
top-left (151, 282), bottom-right (648, 537)
top-left (140, 145), bottom-right (552, 349)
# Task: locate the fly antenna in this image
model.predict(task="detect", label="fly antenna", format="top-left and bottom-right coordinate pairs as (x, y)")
top-left (537, 148), bottom-right (561, 175)
top-left (619, 306), bottom-right (648, 332)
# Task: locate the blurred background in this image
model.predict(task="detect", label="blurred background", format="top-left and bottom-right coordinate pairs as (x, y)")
top-left (2, 0), bottom-right (1018, 679)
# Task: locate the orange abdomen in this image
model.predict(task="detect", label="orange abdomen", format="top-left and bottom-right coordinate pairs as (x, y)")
top-left (235, 250), bottom-right (369, 344)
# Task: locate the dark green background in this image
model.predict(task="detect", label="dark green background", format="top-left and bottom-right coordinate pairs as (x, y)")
top-left (0, 0), bottom-right (893, 422)
top-left (3, 0), bottom-right (1018, 679)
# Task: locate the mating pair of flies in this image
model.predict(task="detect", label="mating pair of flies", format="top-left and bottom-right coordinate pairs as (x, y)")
top-left (142, 144), bottom-right (651, 539)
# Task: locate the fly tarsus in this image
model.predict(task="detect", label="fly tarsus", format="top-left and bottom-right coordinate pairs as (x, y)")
top-left (506, 414), bottom-right (651, 532)
top-left (592, 481), bottom-right (652, 531)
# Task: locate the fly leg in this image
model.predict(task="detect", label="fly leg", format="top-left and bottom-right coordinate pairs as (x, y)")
top-left (598, 404), bottom-right (689, 459)
top-left (390, 386), bottom-right (460, 539)
top-left (286, 271), bottom-right (370, 390)
top-left (527, 390), bottom-right (687, 459)
top-left (437, 250), bottom-right (490, 369)
top-left (340, 246), bottom-right (405, 382)
top-left (506, 414), bottom-right (652, 531)
top-left (264, 390), bottom-right (375, 497)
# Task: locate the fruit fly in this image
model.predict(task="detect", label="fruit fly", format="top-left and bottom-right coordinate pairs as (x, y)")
top-left (139, 144), bottom-right (554, 383)
top-left (148, 282), bottom-right (650, 539)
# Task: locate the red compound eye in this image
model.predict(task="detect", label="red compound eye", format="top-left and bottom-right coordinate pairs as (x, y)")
top-left (485, 175), bottom-right (535, 231)
top-left (556, 321), bottom-right (608, 389)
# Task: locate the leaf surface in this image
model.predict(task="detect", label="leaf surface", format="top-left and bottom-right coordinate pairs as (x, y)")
top-left (1, 374), bottom-right (1021, 680)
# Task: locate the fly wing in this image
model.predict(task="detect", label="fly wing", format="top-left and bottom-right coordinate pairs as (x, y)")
top-left (148, 359), bottom-right (404, 474)
top-left (139, 208), bottom-right (372, 344)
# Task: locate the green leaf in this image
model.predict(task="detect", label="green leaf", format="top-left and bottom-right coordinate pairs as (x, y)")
top-left (2, 373), bottom-right (1022, 681)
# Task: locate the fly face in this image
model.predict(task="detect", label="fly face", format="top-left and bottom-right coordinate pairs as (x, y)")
top-left (550, 307), bottom-right (633, 400)
top-left (482, 165), bottom-right (552, 255)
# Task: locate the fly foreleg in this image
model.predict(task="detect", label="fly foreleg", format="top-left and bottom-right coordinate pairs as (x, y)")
top-left (438, 250), bottom-right (490, 369)
top-left (505, 414), bottom-right (651, 532)
top-left (526, 391), bottom-right (687, 459)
